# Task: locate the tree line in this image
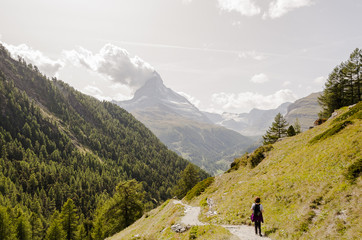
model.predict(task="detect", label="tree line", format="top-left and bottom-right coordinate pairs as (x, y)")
top-left (0, 44), bottom-right (208, 239)
top-left (319, 48), bottom-right (361, 117)
top-left (262, 113), bottom-right (301, 145)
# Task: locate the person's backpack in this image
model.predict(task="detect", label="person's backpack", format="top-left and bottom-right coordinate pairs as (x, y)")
top-left (254, 204), bottom-right (261, 216)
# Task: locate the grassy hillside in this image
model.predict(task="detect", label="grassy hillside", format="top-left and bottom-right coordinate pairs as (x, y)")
top-left (108, 199), bottom-right (234, 240)
top-left (112, 102), bottom-right (361, 239)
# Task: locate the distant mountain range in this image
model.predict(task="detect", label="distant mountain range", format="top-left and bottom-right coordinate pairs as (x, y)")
top-left (204, 92), bottom-right (322, 136)
top-left (115, 71), bottom-right (322, 174)
top-left (204, 102), bottom-right (291, 136)
top-left (115, 73), bottom-right (254, 175)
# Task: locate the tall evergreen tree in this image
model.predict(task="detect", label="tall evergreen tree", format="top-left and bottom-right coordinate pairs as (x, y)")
top-left (173, 163), bottom-right (200, 199)
top-left (287, 125), bottom-right (296, 137)
top-left (294, 118), bottom-right (301, 134)
top-left (60, 199), bottom-right (78, 240)
top-left (15, 213), bottom-right (31, 240)
top-left (93, 179), bottom-right (145, 238)
top-left (29, 213), bottom-right (43, 240)
top-left (46, 211), bottom-right (66, 240)
top-left (0, 206), bottom-right (12, 240)
top-left (263, 113), bottom-right (289, 145)
top-left (319, 48), bottom-right (362, 117)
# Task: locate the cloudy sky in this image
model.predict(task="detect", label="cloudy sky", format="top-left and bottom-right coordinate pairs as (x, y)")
top-left (1, 0), bottom-right (361, 113)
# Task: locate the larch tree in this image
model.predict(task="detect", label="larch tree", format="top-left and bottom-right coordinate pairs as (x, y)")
top-left (46, 211), bottom-right (66, 240)
top-left (93, 179), bottom-right (145, 239)
top-left (263, 113), bottom-right (289, 145)
top-left (15, 213), bottom-right (31, 240)
top-left (319, 48), bottom-right (361, 117)
top-left (0, 206), bottom-right (12, 240)
top-left (294, 118), bottom-right (301, 134)
top-left (173, 163), bottom-right (200, 199)
top-left (60, 199), bottom-right (79, 240)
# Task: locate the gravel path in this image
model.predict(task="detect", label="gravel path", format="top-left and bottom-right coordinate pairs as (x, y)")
top-left (173, 200), bottom-right (271, 240)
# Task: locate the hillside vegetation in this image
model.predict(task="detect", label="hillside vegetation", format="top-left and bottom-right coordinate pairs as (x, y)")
top-left (132, 108), bottom-right (254, 175)
top-left (0, 44), bottom-right (208, 239)
top-left (112, 102), bottom-right (361, 239)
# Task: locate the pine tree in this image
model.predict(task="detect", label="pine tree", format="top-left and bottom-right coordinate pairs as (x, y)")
top-left (29, 213), bottom-right (43, 240)
top-left (60, 199), bottom-right (79, 240)
top-left (287, 125), bottom-right (296, 137)
top-left (0, 206), bottom-right (12, 240)
top-left (46, 211), bottom-right (66, 240)
top-left (76, 223), bottom-right (87, 240)
top-left (263, 113), bottom-right (288, 145)
top-left (319, 48), bottom-right (362, 117)
top-left (94, 179), bottom-right (145, 238)
top-left (173, 163), bottom-right (200, 199)
top-left (294, 118), bottom-right (301, 134)
top-left (91, 217), bottom-right (103, 240)
top-left (16, 213), bottom-right (31, 240)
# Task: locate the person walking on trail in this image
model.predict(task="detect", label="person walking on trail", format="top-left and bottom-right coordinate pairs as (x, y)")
top-left (251, 197), bottom-right (264, 237)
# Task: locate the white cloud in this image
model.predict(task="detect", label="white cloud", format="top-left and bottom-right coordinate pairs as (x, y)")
top-left (266, 0), bottom-right (314, 19)
top-left (1, 42), bottom-right (64, 77)
top-left (178, 91), bottom-right (201, 108)
top-left (314, 76), bottom-right (326, 84)
top-left (217, 0), bottom-right (261, 16)
top-left (212, 89), bottom-right (297, 113)
top-left (63, 43), bottom-right (155, 93)
top-left (250, 73), bottom-right (269, 83)
top-left (81, 85), bottom-right (112, 101)
top-left (83, 85), bottom-right (103, 95)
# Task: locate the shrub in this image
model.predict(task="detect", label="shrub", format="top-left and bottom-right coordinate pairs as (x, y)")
top-left (185, 177), bottom-right (215, 201)
top-left (333, 101), bottom-right (362, 123)
top-left (228, 145), bottom-right (273, 172)
top-left (309, 120), bottom-right (353, 144)
top-left (189, 226), bottom-right (198, 239)
top-left (345, 158), bottom-right (362, 183)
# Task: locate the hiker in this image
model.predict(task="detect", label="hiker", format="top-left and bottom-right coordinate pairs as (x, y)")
top-left (251, 197), bottom-right (264, 236)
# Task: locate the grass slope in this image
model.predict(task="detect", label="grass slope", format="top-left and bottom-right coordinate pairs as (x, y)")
top-left (112, 102), bottom-right (361, 240)
top-left (108, 200), bottom-right (234, 240)
top-left (191, 102), bottom-right (361, 239)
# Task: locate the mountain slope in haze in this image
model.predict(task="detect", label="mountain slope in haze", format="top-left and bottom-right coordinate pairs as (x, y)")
top-left (111, 102), bottom-right (362, 240)
top-left (0, 44), bottom-right (208, 236)
top-left (205, 93), bottom-right (322, 136)
top-left (115, 73), bottom-right (253, 175)
top-left (285, 92), bottom-right (322, 130)
top-left (204, 102), bottom-right (291, 136)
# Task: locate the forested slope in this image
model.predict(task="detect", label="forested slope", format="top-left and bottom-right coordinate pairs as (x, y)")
top-left (0, 44), bottom-right (208, 239)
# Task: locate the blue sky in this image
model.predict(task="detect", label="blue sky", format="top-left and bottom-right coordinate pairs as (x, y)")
top-left (1, 0), bottom-right (361, 112)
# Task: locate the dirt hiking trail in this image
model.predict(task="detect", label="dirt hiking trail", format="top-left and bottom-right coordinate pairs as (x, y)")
top-left (173, 200), bottom-right (272, 240)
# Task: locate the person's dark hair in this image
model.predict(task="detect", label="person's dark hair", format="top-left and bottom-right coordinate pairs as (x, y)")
top-left (255, 197), bottom-right (261, 203)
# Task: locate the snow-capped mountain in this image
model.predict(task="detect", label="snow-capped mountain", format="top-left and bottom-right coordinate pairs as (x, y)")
top-left (117, 72), bottom-right (211, 123)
